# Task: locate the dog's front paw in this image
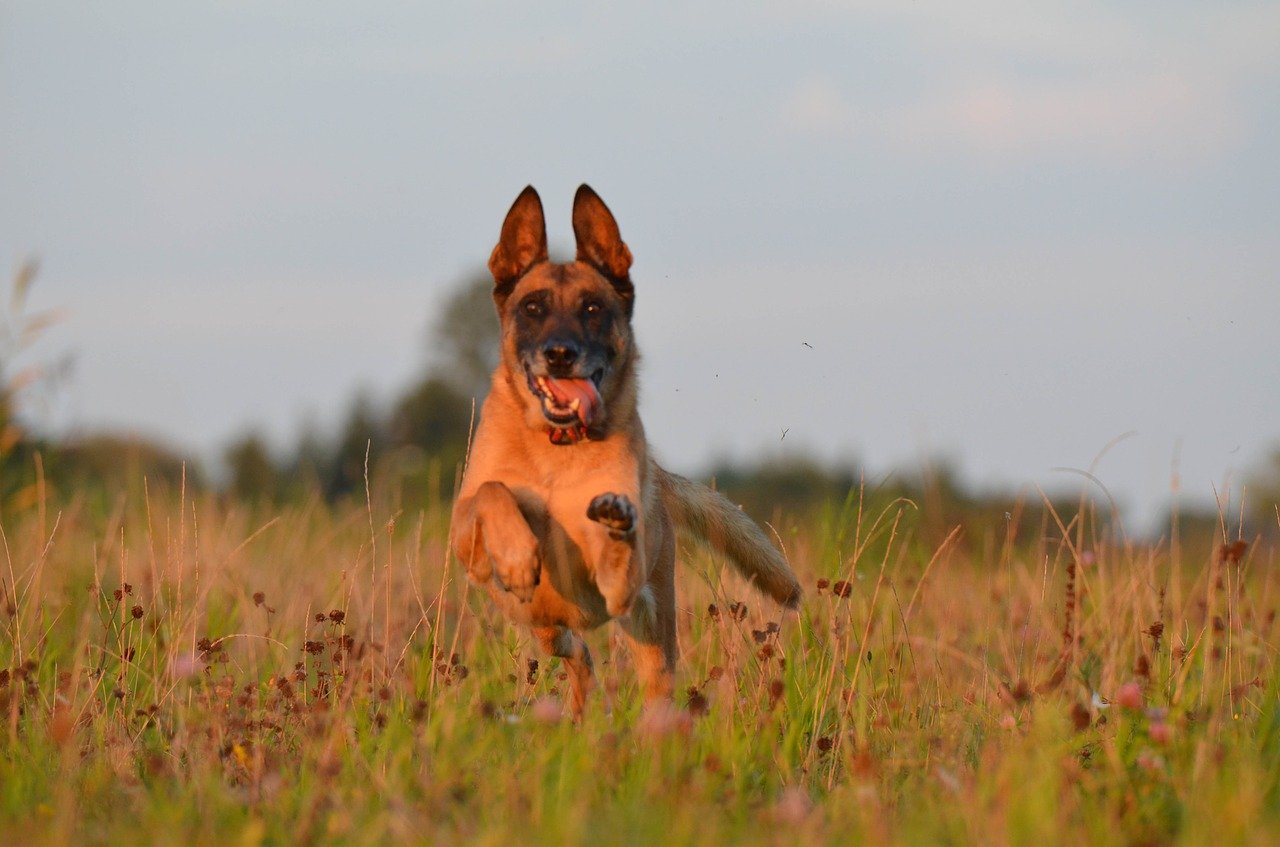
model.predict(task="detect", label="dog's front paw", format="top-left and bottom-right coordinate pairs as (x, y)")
top-left (490, 535), bottom-right (541, 603)
top-left (587, 492), bottom-right (636, 541)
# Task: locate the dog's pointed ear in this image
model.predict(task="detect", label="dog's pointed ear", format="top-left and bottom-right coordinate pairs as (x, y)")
top-left (489, 186), bottom-right (548, 300)
top-left (572, 184), bottom-right (634, 306)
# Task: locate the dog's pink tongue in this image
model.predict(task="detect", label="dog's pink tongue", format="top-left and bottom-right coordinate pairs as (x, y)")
top-left (544, 378), bottom-right (600, 426)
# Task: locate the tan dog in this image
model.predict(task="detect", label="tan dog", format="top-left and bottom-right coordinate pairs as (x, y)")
top-left (451, 185), bottom-right (800, 717)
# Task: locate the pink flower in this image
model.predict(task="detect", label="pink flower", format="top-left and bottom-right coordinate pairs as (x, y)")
top-left (771, 787), bottom-right (814, 824)
top-left (1114, 681), bottom-right (1143, 710)
top-left (531, 696), bottom-right (563, 723)
top-left (169, 654), bottom-right (201, 680)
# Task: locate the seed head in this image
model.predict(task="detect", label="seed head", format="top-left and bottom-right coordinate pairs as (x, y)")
top-left (687, 687), bottom-right (709, 717)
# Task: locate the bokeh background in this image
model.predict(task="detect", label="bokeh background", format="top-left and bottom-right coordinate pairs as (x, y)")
top-left (2, 2), bottom-right (1278, 533)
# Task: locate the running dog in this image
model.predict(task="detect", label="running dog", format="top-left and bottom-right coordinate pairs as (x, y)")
top-left (450, 184), bottom-right (800, 717)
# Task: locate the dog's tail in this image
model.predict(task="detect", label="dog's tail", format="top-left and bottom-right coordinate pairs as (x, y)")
top-left (655, 467), bottom-right (801, 608)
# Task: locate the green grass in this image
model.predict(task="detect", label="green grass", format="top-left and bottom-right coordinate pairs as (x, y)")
top-left (1, 481), bottom-right (1276, 846)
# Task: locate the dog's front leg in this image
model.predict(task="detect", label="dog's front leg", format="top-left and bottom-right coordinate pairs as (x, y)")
top-left (451, 481), bottom-right (540, 602)
top-left (585, 492), bottom-right (644, 617)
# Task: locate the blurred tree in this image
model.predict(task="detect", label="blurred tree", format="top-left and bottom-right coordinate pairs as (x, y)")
top-left (325, 392), bottom-right (387, 500)
top-left (428, 273), bottom-right (498, 400)
top-left (1, 262), bottom-right (39, 462)
top-left (384, 375), bottom-right (475, 505)
top-left (388, 375), bottom-right (474, 455)
top-left (225, 431), bottom-right (278, 503)
top-left (2, 260), bottom-right (64, 507)
top-left (286, 422), bottom-right (328, 487)
top-left (52, 434), bottom-right (198, 488)
top-left (1247, 447), bottom-right (1280, 533)
top-left (709, 454), bottom-right (862, 521)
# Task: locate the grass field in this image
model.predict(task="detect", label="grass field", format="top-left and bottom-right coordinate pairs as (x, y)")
top-left (0, 474), bottom-right (1276, 846)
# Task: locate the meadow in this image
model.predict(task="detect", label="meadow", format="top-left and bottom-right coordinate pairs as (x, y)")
top-left (0, 470), bottom-right (1276, 846)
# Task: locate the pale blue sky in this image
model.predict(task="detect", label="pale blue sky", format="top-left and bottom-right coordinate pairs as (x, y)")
top-left (2, 2), bottom-right (1278, 529)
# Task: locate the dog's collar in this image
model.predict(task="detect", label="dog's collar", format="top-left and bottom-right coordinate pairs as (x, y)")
top-left (548, 424), bottom-right (603, 446)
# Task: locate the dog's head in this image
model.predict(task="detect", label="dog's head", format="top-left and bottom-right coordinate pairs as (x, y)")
top-left (488, 185), bottom-right (637, 445)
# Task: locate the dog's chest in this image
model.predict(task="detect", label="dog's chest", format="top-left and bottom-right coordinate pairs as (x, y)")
top-left (496, 445), bottom-right (641, 628)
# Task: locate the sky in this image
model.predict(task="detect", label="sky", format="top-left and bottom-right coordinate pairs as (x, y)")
top-left (2, 2), bottom-right (1278, 532)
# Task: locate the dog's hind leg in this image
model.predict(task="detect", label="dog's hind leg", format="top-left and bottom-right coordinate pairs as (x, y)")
top-left (617, 535), bottom-right (678, 706)
top-left (533, 626), bottom-right (595, 720)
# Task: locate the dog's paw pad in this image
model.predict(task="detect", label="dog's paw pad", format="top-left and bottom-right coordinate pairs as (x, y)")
top-left (587, 493), bottom-right (636, 539)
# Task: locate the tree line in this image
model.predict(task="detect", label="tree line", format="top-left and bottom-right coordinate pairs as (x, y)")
top-left (3, 266), bottom-right (1277, 552)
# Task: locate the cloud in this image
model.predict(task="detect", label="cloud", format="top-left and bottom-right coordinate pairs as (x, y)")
top-left (767, 0), bottom-right (1280, 72)
top-left (779, 70), bottom-right (1245, 166)
top-left (888, 71), bottom-right (1245, 166)
top-left (779, 63), bottom-right (1259, 170)
top-left (774, 1), bottom-right (1278, 167)
top-left (779, 76), bottom-right (858, 137)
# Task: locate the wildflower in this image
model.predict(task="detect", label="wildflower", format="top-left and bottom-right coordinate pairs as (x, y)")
top-left (1136, 750), bottom-right (1165, 773)
top-left (1134, 655), bottom-right (1151, 679)
top-left (637, 701), bottom-right (692, 738)
top-left (1114, 681), bottom-right (1143, 710)
top-left (770, 787), bottom-right (814, 824)
top-left (531, 696), bottom-right (563, 723)
top-left (1220, 540), bottom-right (1248, 565)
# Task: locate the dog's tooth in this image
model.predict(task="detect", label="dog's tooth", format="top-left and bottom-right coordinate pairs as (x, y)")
top-left (569, 398), bottom-right (580, 412)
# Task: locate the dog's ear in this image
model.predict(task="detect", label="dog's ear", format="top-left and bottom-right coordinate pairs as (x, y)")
top-left (572, 184), bottom-right (634, 307)
top-left (489, 186), bottom-right (548, 301)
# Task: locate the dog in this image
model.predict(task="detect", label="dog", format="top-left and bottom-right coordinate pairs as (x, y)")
top-left (450, 184), bottom-right (801, 718)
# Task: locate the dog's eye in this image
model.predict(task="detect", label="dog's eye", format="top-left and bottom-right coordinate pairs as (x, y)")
top-left (523, 300), bottom-right (545, 318)
top-left (583, 301), bottom-right (602, 316)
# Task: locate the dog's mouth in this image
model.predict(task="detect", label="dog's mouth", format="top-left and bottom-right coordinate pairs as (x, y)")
top-left (526, 369), bottom-right (604, 436)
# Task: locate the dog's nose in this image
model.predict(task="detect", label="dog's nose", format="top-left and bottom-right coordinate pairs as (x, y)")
top-left (544, 342), bottom-right (580, 371)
